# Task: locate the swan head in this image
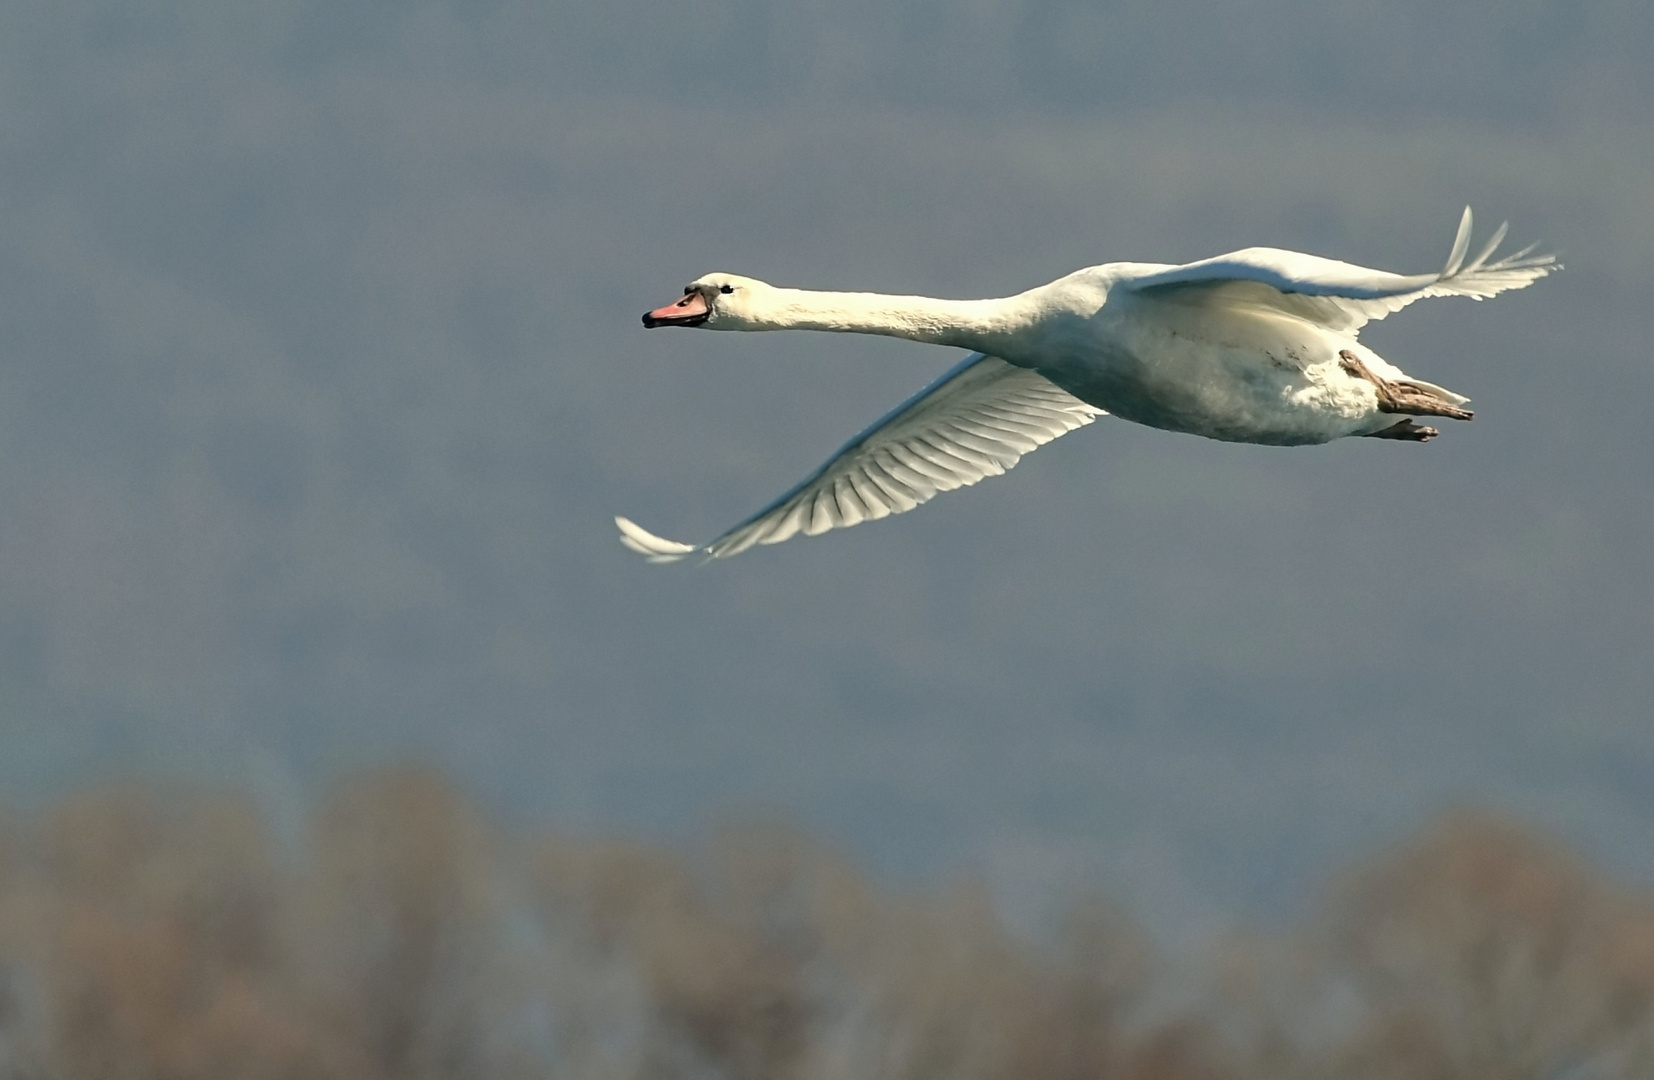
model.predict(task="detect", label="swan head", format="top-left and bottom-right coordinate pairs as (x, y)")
top-left (642, 273), bottom-right (774, 330)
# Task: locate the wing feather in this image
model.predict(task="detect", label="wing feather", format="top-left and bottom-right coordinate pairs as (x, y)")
top-left (1125, 207), bottom-right (1558, 332)
top-left (615, 353), bottom-right (1104, 562)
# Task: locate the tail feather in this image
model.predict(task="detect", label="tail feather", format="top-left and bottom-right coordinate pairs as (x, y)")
top-left (1398, 377), bottom-right (1470, 406)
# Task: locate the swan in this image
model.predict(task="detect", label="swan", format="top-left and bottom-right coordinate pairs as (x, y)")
top-left (617, 208), bottom-right (1555, 562)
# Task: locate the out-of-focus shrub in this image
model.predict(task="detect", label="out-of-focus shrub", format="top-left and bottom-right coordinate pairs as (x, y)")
top-left (0, 775), bottom-right (1648, 1080)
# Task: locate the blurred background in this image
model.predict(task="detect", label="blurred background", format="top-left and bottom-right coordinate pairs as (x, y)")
top-left (0, 0), bottom-right (1651, 1075)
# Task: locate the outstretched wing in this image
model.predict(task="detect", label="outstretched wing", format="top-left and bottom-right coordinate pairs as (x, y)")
top-left (1123, 207), bottom-right (1558, 332)
top-left (616, 354), bottom-right (1104, 563)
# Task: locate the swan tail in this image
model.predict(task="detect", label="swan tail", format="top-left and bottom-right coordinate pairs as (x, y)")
top-left (1398, 377), bottom-right (1470, 406)
top-left (1432, 207), bottom-right (1559, 301)
top-left (615, 516), bottom-right (699, 564)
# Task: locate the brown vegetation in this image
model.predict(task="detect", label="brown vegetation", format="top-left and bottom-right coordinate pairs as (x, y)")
top-left (0, 773), bottom-right (1648, 1079)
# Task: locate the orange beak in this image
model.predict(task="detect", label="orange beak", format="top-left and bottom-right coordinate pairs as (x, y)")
top-left (642, 290), bottom-right (710, 328)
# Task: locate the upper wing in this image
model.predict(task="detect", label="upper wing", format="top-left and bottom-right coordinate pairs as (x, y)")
top-left (616, 354), bottom-right (1104, 563)
top-left (1121, 207), bottom-right (1558, 332)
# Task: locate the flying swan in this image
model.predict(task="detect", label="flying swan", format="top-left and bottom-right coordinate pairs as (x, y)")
top-left (617, 208), bottom-right (1555, 562)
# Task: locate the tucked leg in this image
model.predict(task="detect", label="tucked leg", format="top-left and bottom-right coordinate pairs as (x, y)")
top-left (1339, 351), bottom-right (1474, 421)
top-left (1363, 418), bottom-right (1440, 442)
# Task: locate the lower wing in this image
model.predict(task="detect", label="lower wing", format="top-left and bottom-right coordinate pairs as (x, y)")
top-left (616, 354), bottom-right (1105, 563)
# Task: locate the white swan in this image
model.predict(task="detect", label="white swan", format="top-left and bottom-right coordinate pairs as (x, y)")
top-left (618, 208), bottom-right (1555, 562)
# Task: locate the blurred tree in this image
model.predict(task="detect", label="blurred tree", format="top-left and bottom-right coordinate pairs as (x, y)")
top-left (1320, 811), bottom-right (1654, 1080)
top-left (0, 776), bottom-right (1649, 1080)
top-left (299, 766), bottom-right (522, 1080)
top-left (37, 784), bottom-right (354, 1080)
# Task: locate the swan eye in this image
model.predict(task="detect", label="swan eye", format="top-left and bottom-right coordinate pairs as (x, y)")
top-left (719, 284), bottom-right (734, 294)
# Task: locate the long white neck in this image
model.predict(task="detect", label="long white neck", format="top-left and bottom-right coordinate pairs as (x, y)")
top-left (734, 287), bottom-right (1039, 353)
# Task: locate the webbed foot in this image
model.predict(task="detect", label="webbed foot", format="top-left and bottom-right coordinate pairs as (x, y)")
top-left (1339, 351), bottom-right (1474, 421)
top-left (1363, 418), bottom-right (1440, 442)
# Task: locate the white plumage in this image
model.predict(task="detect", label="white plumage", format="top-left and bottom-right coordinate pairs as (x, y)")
top-left (620, 208), bottom-right (1555, 562)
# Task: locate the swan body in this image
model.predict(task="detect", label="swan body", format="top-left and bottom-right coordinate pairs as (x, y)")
top-left (619, 209), bottom-right (1555, 562)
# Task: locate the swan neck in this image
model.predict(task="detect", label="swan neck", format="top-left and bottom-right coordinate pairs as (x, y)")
top-left (753, 288), bottom-right (1027, 351)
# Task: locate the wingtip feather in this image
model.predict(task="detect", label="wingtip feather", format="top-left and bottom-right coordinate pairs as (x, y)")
top-left (615, 516), bottom-right (697, 564)
top-left (1464, 220), bottom-right (1509, 273)
top-left (1442, 206), bottom-right (1474, 277)
top-left (1432, 208), bottom-right (1559, 300)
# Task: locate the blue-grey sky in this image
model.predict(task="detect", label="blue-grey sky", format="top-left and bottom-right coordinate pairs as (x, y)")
top-left (1, 1), bottom-right (1650, 940)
